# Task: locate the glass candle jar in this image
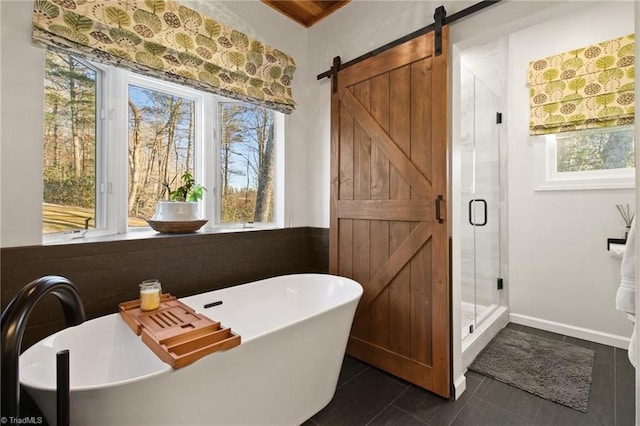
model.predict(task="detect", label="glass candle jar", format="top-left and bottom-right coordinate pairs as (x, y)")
top-left (139, 279), bottom-right (162, 311)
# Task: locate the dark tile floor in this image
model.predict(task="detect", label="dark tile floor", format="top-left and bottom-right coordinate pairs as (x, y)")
top-left (304, 323), bottom-right (636, 426)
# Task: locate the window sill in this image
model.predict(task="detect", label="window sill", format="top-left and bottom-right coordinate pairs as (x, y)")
top-left (535, 177), bottom-right (635, 191)
top-left (43, 224), bottom-right (279, 246)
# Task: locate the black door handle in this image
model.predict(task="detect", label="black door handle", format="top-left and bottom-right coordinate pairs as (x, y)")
top-left (435, 195), bottom-right (444, 223)
top-left (468, 199), bottom-right (487, 227)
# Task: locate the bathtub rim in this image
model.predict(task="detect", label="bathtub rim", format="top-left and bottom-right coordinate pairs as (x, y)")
top-left (19, 315), bottom-right (173, 392)
top-left (182, 273), bottom-right (363, 343)
top-left (20, 273), bottom-right (363, 392)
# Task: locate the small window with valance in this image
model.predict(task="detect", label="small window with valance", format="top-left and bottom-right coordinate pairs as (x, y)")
top-left (527, 33), bottom-right (634, 136)
top-left (528, 34), bottom-right (635, 190)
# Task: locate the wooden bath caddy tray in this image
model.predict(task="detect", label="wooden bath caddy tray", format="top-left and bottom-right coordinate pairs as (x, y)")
top-left (119, 294), bottom-right (240, 369)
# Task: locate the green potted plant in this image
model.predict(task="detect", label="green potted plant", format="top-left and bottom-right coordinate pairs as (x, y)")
top-left (166, 171), bottom-right (206, 202)
top-left (148, 172), bottom-right (208, 233)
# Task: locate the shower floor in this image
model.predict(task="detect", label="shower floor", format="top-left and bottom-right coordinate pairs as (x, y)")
top-left (461, 301), bottom-right (494, 340)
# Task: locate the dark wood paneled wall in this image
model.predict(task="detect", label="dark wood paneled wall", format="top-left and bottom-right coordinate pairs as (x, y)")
top-left (1, 227), bottom-right (329, 350)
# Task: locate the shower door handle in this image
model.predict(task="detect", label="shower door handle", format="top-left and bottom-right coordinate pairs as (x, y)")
top-left (468, 199), bottom-right (487, 227)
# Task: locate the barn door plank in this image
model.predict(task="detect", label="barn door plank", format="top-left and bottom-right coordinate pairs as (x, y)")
top-left (351, 81), bottom-right (372, 339)
top-left (369, 73), bottom-right (391, 348)
top-left (388, 64), bottom-right (412, 358)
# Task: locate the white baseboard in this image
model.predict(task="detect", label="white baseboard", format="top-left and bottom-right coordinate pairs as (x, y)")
top-left (453, 374), bottom-right (466, 400)
top-left (509, 313), bottom-right (631, 349)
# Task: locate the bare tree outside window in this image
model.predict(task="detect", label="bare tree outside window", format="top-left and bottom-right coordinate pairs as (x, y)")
top-left (43, 52), bottom-right (97, 234)
top-left (556, 127), bottom-right (635, 173)
top-left (128, 86), bottom-right (195, 226)
top-left (219, 103), bottom-right (275, 224)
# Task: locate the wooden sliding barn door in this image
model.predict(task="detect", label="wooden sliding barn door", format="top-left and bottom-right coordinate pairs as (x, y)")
top-left (329, 27), bottom-right (450, 397)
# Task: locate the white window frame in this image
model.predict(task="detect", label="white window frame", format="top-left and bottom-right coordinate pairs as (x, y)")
top-left (43, 58), bottom-right (282, 244)
top-left (213, 99), bottom-right (283, 228)
top-left (124, 73), bottom-right (207, 232)
top-left (42, 56), bottom-right (107, 244)
top-left (535, 127), bottom-right (635, 191)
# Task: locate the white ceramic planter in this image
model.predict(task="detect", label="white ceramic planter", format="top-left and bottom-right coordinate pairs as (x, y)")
top-left (151, 201), bottom-right (200, 221)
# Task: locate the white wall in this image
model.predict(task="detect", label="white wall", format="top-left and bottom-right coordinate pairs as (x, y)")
top-left (635, 3), bottom-right (640, 421)
top-left (506, 1), bottom-right (635, 342)
top-left (0, 0), bottom-right (309, 247)
top-left (0, 1), bottom-right (46, 247)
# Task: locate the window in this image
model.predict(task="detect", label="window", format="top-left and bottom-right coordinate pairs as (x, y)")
top-left (218, 103), bottom-right (275, 224)
top-left (127, 83), bottom-right (198, 227)
top-left (537, 126), bottom-right (635, 191)
top-left (43, 51), bottom-right (100, 235)
top-left (43, 53), bottom-right (281, 242)
top-left (555, 127), bottom-right (635, 173)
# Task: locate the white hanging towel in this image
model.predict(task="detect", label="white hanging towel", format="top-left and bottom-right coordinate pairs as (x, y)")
top-left (617, 217), bottom-right (636, 314)
top-left (616, 216), bottom-right (636, 367)
top-left (628, 316), bottom-right (636, 368)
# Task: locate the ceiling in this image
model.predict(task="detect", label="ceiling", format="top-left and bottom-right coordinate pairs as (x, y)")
top-left (261, 1), bottom-right (351, 28)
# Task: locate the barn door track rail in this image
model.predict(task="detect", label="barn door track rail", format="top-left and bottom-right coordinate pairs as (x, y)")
top-left (318, 0), bottom-right (502, 88)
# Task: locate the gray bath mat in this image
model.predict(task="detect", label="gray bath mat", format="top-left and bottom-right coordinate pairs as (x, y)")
top-left (468, 328), bottom-right (595, 412)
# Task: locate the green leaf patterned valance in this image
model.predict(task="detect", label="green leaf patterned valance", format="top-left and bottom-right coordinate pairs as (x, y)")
top-left (527, 34), bottom-right (634, 136)
top-left (32, 0), bottom-right (297, 113)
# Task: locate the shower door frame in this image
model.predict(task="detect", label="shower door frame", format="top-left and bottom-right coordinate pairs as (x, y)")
top-left (461, 70), bottom-right (504, 341)
top-left (453, 50), bottom-right (510, 380)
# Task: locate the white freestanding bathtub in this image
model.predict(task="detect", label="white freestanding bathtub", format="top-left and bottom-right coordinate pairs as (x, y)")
top-left (20, 273), bottom-right (363, 425)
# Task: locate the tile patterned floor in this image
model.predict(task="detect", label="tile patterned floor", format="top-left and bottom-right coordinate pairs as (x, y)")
top-left (304, 323), bottom-right (636, 426)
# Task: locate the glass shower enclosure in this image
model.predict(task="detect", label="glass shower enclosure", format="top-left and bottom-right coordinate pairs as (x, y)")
top-left (459, 64), bottom-right (503, 341)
